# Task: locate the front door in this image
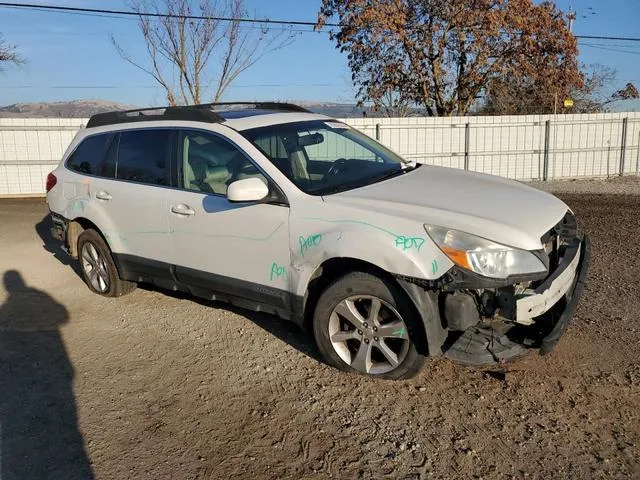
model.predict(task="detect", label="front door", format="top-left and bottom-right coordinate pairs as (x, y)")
top-left (165, 128), bottom-right (291, 313)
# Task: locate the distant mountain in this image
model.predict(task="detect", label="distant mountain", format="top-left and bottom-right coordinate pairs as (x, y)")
top-left (0, 100), bottom-right (138, 118)
top-left (607, 99), bottom-right (640, 113)
top-left (0, 99), bottom-right (418, 119)
top-left (298, 101), bottom-right (371, 118)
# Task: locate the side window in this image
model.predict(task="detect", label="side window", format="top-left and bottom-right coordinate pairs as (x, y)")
top-left (180, 130), bottom-right (266, 196)
top-left (99, 134), bottom-right (118, 178)
top-left (253, 134), bottom-right (288, 161)
top-left (66, 134), bottom-right (111, 175)
top-left (116, 129), bottom-right (171, 186)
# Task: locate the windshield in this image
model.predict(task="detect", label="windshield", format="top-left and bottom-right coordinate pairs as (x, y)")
top-left (241, 120), bottom-right (414, 195)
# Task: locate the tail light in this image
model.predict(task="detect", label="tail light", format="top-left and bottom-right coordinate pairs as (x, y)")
top-left (46, 172), bottom-right (57, 193)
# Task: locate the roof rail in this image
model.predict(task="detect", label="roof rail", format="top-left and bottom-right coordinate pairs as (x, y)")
top-left (86, 106), bottom-right (223, 128)
top-left (201, 102), bottom-right (311, 113)
top-left (86, 102), bottom-right (311, 128)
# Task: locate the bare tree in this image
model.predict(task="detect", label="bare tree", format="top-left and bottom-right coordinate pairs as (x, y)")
top-left (569, 66), bottom-right (639, 113)
top-left (112, 0), bottom-right (295, 105)
top-left (0, 34), bottom-right (23, 71)
top-left (570, 64), bottom-right (618, 113)
top-left (375, 91), bottom-right (414, 118)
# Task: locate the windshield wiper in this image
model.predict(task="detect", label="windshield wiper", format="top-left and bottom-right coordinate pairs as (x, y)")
top-left (368, 163), bottom-right (420, 184)
top-left (318, 165), bottom-right (420, 195)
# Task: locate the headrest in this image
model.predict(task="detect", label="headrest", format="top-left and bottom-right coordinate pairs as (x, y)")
top-left (203, 165), bottom-right (230, 182)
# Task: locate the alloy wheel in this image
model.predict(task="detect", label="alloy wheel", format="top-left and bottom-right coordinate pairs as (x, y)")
top-left (81, 242), bottom-right (109, 293)
top-left (328, 295), bottom-right (410, 374)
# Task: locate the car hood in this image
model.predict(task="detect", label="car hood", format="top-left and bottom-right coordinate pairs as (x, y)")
top-left (323, 165), bottom-right (569, 251)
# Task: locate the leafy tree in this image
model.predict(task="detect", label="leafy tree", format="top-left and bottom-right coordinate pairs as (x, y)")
top-left (113, 0), bottom-right (294, 105)
top-left (317, 0), bottom-right (582, 116)
top-left (611, 82), bottom-right (639, 102)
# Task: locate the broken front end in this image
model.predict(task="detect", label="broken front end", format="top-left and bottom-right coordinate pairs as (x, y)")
top-left (400, 212), bottom-right (590, 366)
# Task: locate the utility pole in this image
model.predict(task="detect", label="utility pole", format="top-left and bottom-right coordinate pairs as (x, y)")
top-left (554, 7), bottom-right (576, 115)
top-left (568, 8), bottom-right (576, 33)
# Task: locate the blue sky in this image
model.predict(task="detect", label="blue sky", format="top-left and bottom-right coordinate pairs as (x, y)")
top-left (0, 0), bottom-right (639, 106)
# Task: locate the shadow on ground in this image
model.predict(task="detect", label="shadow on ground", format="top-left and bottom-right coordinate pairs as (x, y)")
top-left (34, 215), bottom-right (83, 279)
top-left (138, 283), bottom-right (325, 365)
top-left (33, 213), bottom-right (322, 366)
top-left (0, 270), bottom-right (93, 480)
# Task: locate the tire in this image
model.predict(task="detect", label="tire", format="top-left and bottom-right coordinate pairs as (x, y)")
top-left (77, 229), bottom-right (136, 297)
top-left (313, 271), bottom-right (427, 380)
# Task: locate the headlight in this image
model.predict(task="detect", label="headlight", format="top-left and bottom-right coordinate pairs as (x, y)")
top-left (425, 225), bottom-right (546, 279)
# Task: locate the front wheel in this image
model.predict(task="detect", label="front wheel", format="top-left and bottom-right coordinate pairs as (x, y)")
top-left (313, 271), bottom-right (426, 379)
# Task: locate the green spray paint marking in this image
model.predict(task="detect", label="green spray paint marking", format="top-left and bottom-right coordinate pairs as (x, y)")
top-left (301, 217), bottom-right (399, 238)
top-left (431, 260), bottom-right (438, 274)
top-left (107, 222), bottom-right (284, 242)
top-left (72, 200), bottom-right (85, 214)
top-left (395, 236), bottom-right (426, 251)
top-left (299, 234), bottom-right (322, 257)
top-left (270, 262), bottom-right (286, 281)
top-left (172, 221), bottom-right (284, 241)
top-left (301, 217), bottom-right (426, 253)
top-left (392, 327), bottom-right (406, 337)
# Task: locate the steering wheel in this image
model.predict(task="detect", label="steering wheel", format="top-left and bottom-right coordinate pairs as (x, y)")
top-left (325, 158), bottom-right (348, 179)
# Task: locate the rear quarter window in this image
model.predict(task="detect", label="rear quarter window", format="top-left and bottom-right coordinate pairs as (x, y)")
top-left (66, 134), bottom-right (111, 175)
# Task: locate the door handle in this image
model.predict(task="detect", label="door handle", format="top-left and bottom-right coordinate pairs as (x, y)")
top-left (171, 204), bottom-right (195, 216)
top-left (95, 190), bottom-right (112, 201)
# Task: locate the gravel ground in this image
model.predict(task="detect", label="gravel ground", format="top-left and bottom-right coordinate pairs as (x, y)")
top-left (528, 175), bottom-right (640, 195)
top-left (0, 186), bottom-right (639, 480)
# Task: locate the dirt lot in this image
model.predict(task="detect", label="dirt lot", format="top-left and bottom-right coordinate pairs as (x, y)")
top-left (1, 184), bottom-right (639, 479)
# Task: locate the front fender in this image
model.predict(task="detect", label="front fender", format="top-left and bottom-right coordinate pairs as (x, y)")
top-left (290, 211), bottom-right (454, 299)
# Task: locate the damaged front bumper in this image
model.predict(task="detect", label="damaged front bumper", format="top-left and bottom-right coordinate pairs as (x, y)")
top-left (443, 235), bottom-right (591, 365)
top-left (396, 231), bottom-right (591, 366)
top-left (538, 235), bottom-right (590, 355)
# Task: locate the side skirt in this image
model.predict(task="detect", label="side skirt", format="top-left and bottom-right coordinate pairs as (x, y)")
top-left (112, 253), bottom-right (301, 324)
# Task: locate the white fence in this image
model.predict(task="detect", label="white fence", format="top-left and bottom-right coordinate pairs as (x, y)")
top-left (1, 112), bottom-right (639, 196)
top-left (347, 112), bottom-right (640, 181)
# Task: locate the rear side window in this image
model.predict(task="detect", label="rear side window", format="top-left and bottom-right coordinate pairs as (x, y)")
top-left (66, 134), bottom-right (110, 175)
top-left (116, 129), bottom-right (171, 186)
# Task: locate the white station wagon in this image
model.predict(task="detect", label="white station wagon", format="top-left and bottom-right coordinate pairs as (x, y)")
top-left (46, 103), bottom-right (589, 379)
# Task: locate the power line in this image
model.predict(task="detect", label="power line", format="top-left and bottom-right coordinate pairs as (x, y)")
top-left (579, 42), bottom-right (640, 49)
top-left (581, 43), bottom-right (640, 56)
top-left (576, 35), bottom-right (640, 43)
top-left (0, 2), bottom-right (341, 27)
top-left (2, 2), bottom-right (640, 43)
top-left (0, 83), bottom-right (346, 89)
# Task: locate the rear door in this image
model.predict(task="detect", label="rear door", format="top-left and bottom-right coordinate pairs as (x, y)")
top-left (164, 127), bottom-right (291, 312)
top-left (90, 128), bottom-right (174, 278)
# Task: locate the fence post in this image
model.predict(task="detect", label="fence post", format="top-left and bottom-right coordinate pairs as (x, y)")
top-left (619, 117), bottom-right (628, 176)
top-left (637, 131), bottom-right (640, 176)
top-left (542, 119), bottom-right (551, 181)
top-left (464, 123), bottom-right (470, 170)
top-left (375, 123), bottom-right (381, 141)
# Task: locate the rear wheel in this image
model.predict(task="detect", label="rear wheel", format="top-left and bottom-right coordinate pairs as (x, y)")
top-left (313, 271), bottom-right (426, 379)
top-left (77, 229), bottom-right (136, 297)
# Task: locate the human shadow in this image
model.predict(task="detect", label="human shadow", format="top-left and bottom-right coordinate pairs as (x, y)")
top-left (34, 215), bottom-right (83, 279)
top-left (0, 270), bottom-right (94, 480)
top-left (138, 284), bottom-right (324, 364)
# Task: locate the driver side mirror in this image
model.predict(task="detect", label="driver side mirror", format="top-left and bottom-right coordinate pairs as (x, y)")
top-left (227, 177), bottom-right (269, 203)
